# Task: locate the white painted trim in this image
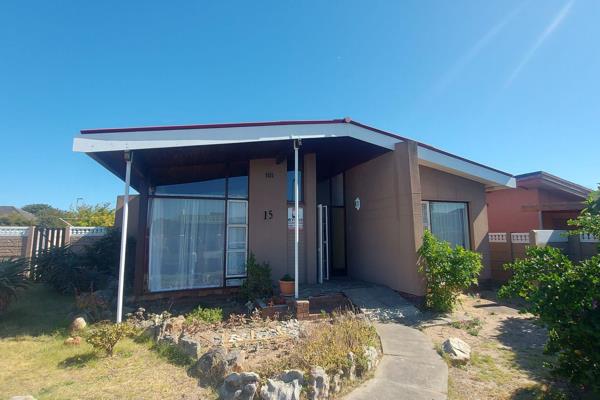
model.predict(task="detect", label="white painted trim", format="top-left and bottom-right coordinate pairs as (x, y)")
top-left (489, 232), bottom-right (507, 243)
top-left (532, 230), bottom-right (568, 245)
top-left (69, 226), bottom-right (108, 237)
top-left (73, 122), bottom-right (401, 153)
top-left (510, 232), bottom-right (530, 244)
top-left (580, 233), bottom-right (599, 243)
top-left (0, 226), bottom-right (30, 237)
top-left (417, 146), bottom-right (515, 189)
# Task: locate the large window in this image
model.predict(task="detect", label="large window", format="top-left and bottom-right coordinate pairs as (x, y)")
top-left (422, 201), bottom-right (470, 249)
top-left (148, 172), bottom-right (249, 292)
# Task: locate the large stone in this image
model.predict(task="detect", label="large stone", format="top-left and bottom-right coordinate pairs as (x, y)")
top-left (70, 317), bottom-right (87, 332)
top-left (225, 348), bottom-right (246, 372)
top-left (346, 352), bottom-right (356, 381)
top-left (363, 346), bottom-right (379, 371)
top-left (193, 347), bottom-right (229, 384)
top-left (259, 378), bottom-right (301, 400)
top-left (219, 372), bottom-right (260, 400)
top-left (277, 369), bottom-right (304, 385)
top-left (179, 335), bottom-right (203, 359)
top-left (308, 366), bottom-right (330, 400)
top-left (331, 370), bottom-right (343, 394)
top-left (442, 337), bottom-right (471, 364)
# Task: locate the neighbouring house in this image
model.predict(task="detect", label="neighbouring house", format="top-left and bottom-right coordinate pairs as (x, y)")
top-left (487, 171), bottom-right (591, 232)
top-left (73, 118), bottom-right (515, 300)
top-left (0, 206), bottom-right (36, 225)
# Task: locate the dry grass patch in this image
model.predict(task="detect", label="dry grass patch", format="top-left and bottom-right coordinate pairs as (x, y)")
top-left (422, 291), bottom-right (570, 400)
top-left (0, 285), bottom-right (214, 400)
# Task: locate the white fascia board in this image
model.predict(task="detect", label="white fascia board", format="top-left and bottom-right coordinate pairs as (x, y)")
top-left (417, 145), bottom-right (516, 188)
top-left (73, 122), bottom-right (402, 153)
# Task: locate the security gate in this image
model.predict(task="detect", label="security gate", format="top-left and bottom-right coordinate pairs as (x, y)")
top-left (317, 204), bottom-right (329, 283)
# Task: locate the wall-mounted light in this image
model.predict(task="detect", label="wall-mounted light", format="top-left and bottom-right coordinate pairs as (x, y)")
top-left (354, 197), bottom-right (361, 211)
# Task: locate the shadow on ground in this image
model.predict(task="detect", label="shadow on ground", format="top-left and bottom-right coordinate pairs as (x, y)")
top-left (58, 352), bottom-right (98, 369)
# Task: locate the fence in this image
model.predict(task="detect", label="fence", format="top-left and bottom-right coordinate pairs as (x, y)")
top-left (489, 230), bottom-right (599, 282)
top-left (0, 226), bottom-right (109, 259)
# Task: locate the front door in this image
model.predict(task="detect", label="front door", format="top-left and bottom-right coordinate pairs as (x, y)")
top-left (330, 207), bottom-right (346, 276)
top-left (317, 204), bottom-right (329, 283)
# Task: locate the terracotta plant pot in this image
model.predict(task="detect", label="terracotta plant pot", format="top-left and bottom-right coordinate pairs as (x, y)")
top-left (279, 280), bottom-right (295, 296)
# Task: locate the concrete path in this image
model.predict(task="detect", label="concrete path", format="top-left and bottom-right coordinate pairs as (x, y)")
top-left (343, 287), bottom-right (448, 400)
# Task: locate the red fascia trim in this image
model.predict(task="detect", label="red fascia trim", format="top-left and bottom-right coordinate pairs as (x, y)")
top-left (80, 119), bottom-right (347, 134)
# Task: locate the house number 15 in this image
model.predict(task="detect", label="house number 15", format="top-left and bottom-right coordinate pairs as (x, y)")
top-left (264, 210), bottom-right (273, 220)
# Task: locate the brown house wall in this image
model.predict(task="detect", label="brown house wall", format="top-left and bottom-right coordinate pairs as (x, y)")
top-left (345, 141), bottom-right (425, 297)
top-left (420, 166), bottom-right (491, 279)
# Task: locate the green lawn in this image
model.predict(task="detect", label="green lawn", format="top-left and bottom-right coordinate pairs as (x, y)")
top-left (0, 285), bottom-right (214, 400)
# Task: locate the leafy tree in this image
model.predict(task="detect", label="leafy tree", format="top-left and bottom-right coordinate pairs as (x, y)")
top-left (22, 203), bottom-right (67, 227)
top-left (499, 246), bottom-right (600, 393)
top-left (67, 202), bottom-right (115, 227)
top-left (568, 184), bottom-right (600, 238)
top-left (417, 230), bottom-right (483, 312)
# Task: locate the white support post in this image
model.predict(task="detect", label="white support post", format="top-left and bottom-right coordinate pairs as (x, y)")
top-left (294, 139), bottom-right (300, 299)
top-left (116, 151), bottom-right (132, 323)
top-left (318, 204), bottom-right (323, 284)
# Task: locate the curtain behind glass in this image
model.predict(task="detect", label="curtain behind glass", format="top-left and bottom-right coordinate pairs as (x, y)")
top-left (149, 198), bottom-right (225, 291)
top-left (430, 202), bottom-right (469, 248)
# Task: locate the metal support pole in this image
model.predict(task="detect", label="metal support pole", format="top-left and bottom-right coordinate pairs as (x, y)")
top-left (294, 139), bottom-right (300, 299)
top-left (116, 151), bottom-right (132, 323)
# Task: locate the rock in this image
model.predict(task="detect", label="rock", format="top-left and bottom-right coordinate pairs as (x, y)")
top-left (63, 336), bottom-right (82, 346)
top-left (70, 317), bottom-right (87, 332)
top-left (219, 372), bottom-right (260, 400)
top-left (225, 348), bottom-right (246, 372)
top-left (156, 315), bottom-right (186, 344)
top-left (193, 347), bottom-right (229, 384)
top-left (277, 369), bottom-right (304, 385)
top-left (179, 335), bottom-right (203, 359)
top-left (346, 352), bottom-right (356, 381)
top-left (259, 378), bottom-right (301, 400)
top-left (363, 346), bottom-right (379, 371)
top-left (9, 396), bottom-right (36, 400)
top-left (442, 337), bottom-right (471, 364)
top-left (308, 366), bottom-right (330, 400)
top-left (331, 370), bottom-right (343, 394)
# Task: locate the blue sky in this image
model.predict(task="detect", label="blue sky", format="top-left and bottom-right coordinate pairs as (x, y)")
top-left (1, 0), bottom-right (598, 210)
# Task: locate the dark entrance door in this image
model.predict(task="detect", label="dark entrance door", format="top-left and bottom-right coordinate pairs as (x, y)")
top-left (330, 206), bottom-right (346, 276)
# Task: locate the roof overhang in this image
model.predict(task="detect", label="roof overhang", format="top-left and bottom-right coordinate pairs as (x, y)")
top-left (516, 171), bottom-right (590, 199)
top-left (73, 118), bottom-right (515, 190)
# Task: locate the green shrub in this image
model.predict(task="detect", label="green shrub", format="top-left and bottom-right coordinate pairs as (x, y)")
top-left (0, 258), bottom-right (31, 312)
top-left (499, 246), bottom-right (600, 392)
top-left (33, 228), bottom-right (135, 295)
top-left (280, 273), bottom-right (293, 281)
top-left (185, 306), bottom-right (223, 324)
top-left (239, 253), bottom-right (273, 302)
top-left (418, 230), bottom-right (483, 312)
top-left (86, 322), bottom-right (137, 356)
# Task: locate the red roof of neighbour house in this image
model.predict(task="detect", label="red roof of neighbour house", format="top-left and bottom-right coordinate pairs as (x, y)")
top-left (79, 117), bottom-right (514, 178)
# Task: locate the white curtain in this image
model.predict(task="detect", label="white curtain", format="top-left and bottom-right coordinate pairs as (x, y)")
top-left (429, 202), bottom-right (469, 249)
top-left (149, 198), bottom-right (225, 291)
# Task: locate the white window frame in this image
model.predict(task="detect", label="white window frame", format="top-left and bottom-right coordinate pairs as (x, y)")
top-left (225, 200), bottom-right (248, 278)
top-left (421, 200), bottom-right (470, 249)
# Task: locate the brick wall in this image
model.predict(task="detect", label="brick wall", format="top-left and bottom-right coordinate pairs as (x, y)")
top-left (0, 236), bottom-right (27, 258)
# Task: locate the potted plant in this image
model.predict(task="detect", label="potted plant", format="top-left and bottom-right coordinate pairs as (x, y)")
top-left (279, 274), bottom-right (295, 296)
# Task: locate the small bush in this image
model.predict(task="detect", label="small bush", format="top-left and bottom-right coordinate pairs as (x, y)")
top-left (185, 306), bottom-right (223, 324)
top-left (0, 258), bottom-right (31, 312)
top-left (499, 246), bottom-right (600, 393)
top-left (86, 322), bottom-right (137, 357)
top-left (418, 230), bottom-right (483, 312)
top-left (239, 253), bottom-right (273, 302)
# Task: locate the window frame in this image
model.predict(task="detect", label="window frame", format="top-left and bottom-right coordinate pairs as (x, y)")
top-left (225, 199), bottom-right (248, 278)
top-left (421, 200), bottom-right (471, 249)
top-left (146, 166), bottom-right (249, 292)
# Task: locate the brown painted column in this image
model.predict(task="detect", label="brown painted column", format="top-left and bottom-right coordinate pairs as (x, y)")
top-left (303, 153), bottom-right (317, 284)
top-left (393, 140), bottom-right (425, 296)
top-left (249, 158), bottom-right (288, 282)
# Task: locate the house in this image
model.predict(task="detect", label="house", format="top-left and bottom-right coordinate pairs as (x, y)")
top-left (73, 118), bottom-right (515, 302)
top-left (487, 171), bottom-right (590, 232)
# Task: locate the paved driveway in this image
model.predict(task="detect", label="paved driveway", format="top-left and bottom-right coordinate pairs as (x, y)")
top-left (343, 286), bottom-right (448, 400)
